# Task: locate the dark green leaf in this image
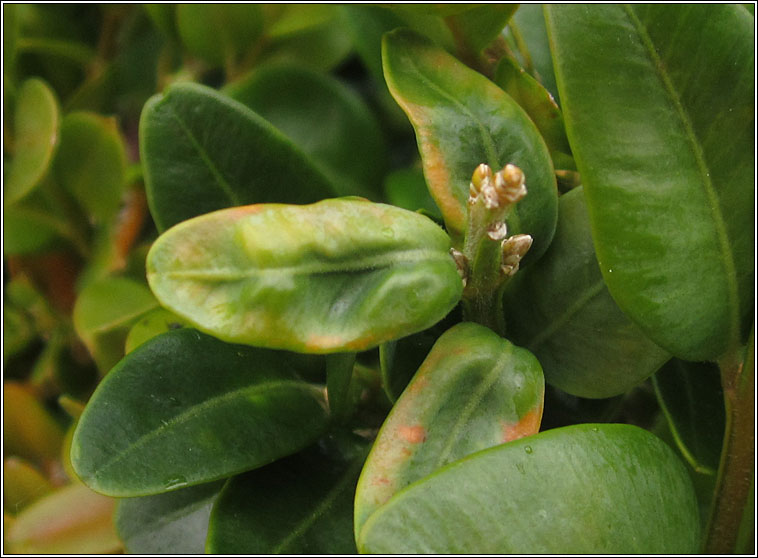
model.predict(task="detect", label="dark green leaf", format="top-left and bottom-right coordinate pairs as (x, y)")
top-left (140, 82), bottom-right (337, 231)
top-left (70, 328), bottom-right (329, 496)
top-left (445, 4), bottom-right (518, 53)
top-left (503, 187), bottom-right (670, 398)
top-left (652, 359), bottom-right (725, 474)
top-left (116, 481), bottom-right (224, 554)
top-left (358, 424), bottom-right (700, 554)
top-left (382, 28), bottom-right (557, 259)
top-left (326, 352), bottom-right (356, 423)
top-left (545, 5), bottom-right (754, 361)
top-left (382, 167), bottom-right (441, 220)
top-left (206, 446), bottom-right (365, 554)
top-left (147, 199), bottom-right (462, 354)
top-left (355, 322), bottom-right (544, 537)
top-left (4, 78), bottom-right (59, 204)
top-left (225, 63), bottom-right (386, 198)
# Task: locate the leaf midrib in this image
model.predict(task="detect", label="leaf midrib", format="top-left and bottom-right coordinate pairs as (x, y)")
top-left (623, 5), bottom-right (741, 352)
top-left (154, 249), bottom-right (452, 281)
top-left (89, 380), bottom-right (314, 484)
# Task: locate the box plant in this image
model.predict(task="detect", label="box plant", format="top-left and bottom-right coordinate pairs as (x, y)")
top-left (3, 4), bottom-right (753, 554)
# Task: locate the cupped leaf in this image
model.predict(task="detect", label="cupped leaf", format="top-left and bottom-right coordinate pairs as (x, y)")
top-left (382, 28), bottom-right (557, 259)
top-left (545, 4), bottom-right (754, 361)
top-left (653, 359), bottom-right (726, 475)
top-left (54, 112), bottom-right (127, 223)
top-left (70, 328), bottom-right (329, 496)
top-left (146, 199), bottom-right (462, 354)
top-left (503, 187), bottom-right (670, 398)
top-left (140, 82), bottom-right (337, 231)
top-left (206, 445), bottom-right (365, 554)
top-left (358, 423), bottom-right (700, 554)
top-left (72, 276), bottom-right (158, 373)
top-left (355, 322), bottom-right (544, 537)
top-left (4, 483), bottom-right (120, 554)
top-left (116, 481), bottom-right (224, 554)
top-left (4, 78), bottom-right (59, 204)
top-left (225, 63), bottom-right (386, 198)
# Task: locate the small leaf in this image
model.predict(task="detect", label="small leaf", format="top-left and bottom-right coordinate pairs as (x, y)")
top-left (445, 4), bottom-right (518, 53)
top-left (147, 199), bottom-right (462, 354)
top-left (2, 202), bottom-right (67, 255)
top-left (54, 111), bottom-right (127, 222)
top-left (124, 307), bottom-right (188, 354)
top-left (503, 187), bottom-right (670, 398)
top-left (116, 481), bottom-right (224, 554)
top-left (355, 322), bottom-right (544, 537)
top-left (3, 457), bottom-right (54, 514)
top-left (652, 359), bottom-right (725, 475)
top-left (206, 445), bottom-right (365, 554)
top-left (225, 63), bottom-right (386, 198)
top-left (72, 276), bottom-right (158, 373)
top-left (3, 382), bottom-right (65, 463)
top-left (545, 4), bottom-right (754, 361)
top-left (4, 483), bottom-right (120, 554)
top-left (382, 28), bottom-right (557, 259)
top-left (358, 424), bottom-right (700, 554)
top-left (70, 328), bottom-right (329, 496)
top-left (140, 82), bottom-right (337, 231)
top-left (4, 78), bottom-right (59, 204)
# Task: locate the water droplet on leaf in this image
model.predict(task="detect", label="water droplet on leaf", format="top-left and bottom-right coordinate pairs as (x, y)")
top-left (524, 446), bottom-right (533, 454)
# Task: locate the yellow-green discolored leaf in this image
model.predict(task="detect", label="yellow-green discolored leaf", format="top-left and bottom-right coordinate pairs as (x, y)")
top-left (124, 307), bottom-right (188, 354)
top-left (5, 78), bottom-right (60, 204)
top-left (147, 199), bottom-right (462, 354)
top-left (70, 329), bottom-right (330, 497)
top-left (355, 322), bottom-right (544, 537)
top-left (4, 483), bottom-right (120, 554)
top-left (3, 457), bottom-right (55, 514)
top-left (54, 112), bottom-right (127, 223)
top-left (382, 29), bottom-right (557, 260)
top-left (3, 382), bottom-right (65, 464)
top-left (358, 424), bottom-right (700, 554)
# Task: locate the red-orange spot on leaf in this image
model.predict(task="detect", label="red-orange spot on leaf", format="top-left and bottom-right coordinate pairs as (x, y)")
top-left (398, 425), bottom-right (426, 444)
top-left (501, 406), bottom-right (543, 443)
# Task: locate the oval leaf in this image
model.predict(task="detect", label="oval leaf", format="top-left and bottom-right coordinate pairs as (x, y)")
top-left (382, 28), bottom-right (557, 258)
top-left (146, 199), bottom-right (462, 354)
top-left (5, 78), bottom-right (59, 204)
top-left (140, 82), bottom-right (337, 231)
top-left (355, 322), bottom-right (544, 536)
top-left (70, 328), bottom-right (329, 496)
top-left (116, 481), bottom-right (224, 554)
top-left (545, 5), bottom-right (754, 360)
top-left (358, 423), bottom-right (700, 554)
top-left (207, 447), bottom-right (365, 554)
top-left (503, 187), bottom-right (670, 398)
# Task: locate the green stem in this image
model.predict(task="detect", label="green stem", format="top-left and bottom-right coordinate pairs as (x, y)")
top-left (704, 329), bottom-right (754, 553)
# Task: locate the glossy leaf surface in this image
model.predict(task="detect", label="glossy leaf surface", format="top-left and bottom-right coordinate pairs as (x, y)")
top-left (54, 112), bottom-right (126, 222)
top-left (116, 481), bottom-right (223, 554)
top-left (70, 328), bottom-right (329, 496)
top-left (226, 63), bottom-right (386, 198)
top-left (445, 4), bottom-right (518, 53)
top-left (5, 78), bottom-right (59, 203)
top-left (508, 4), bottom-right (560, 105)
top-left (358, 424), bottom-right (700, 554)
top-left (207, 447), bottom-right (364, 554)
top-left (140, 82), bottom-right (336, 231)
top-left (503, 188), bottom-right (670, 398)
top-left (147, 199), bottom-right (462, 354)
top-left (383, 29), bottom-right (557, 258)
top-left (546, 4), bottom-right (754, 361)
top-left (355, 322), bottom-right (544, 536)
top-left (653, 359), bottom-right (725, 475)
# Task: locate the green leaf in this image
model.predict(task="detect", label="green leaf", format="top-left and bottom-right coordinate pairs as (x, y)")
top-left (2, 202), bottom-right (66, 255)
top-left (124, 307), bottom-right (188, 354)
top-left (545, 5), bottom-right (754, 361)
top-left (3, 457), bottom-right (54, 514)
top-left (206, 446), bottom-right (365, 554)
top-left (147, 199), bottom-right (462, 354)
top-left (175, 4), bottom-right (263, 68)
top-left (358, 423), bottom-right (700, 554)
top-left (73, 276), bottom-right (158, 373)
top-left (382, 29), bottom-right (557, 260)
top-left (140, 82), bottom-right (337, 231)
top-left (225, 63), bottom-right (386, 198)
top-left (54, 112), bottom-right (127, 222)
top-left (503, 187), bottom-right (670, 398)
top-left (70, 328), bottom-right (329, 496)
top-left (493, 56), bottom-right (571, 162)
top-left (3, 381), bottom-right (65, 463)
top-left (445, 4), bottom-right (518, 53)
top-left (116, 481), bottom-right (224, 554)
top-left (383, 167), bottom-right (442, 220)
top-left (4, 78), bottom-right (59, 204)
top-left (653, 359), bottom-right (725, 475)
top-left (326, 352), bottom-right (357, 423)
top-left (355, 322), bottom-right (544, 537)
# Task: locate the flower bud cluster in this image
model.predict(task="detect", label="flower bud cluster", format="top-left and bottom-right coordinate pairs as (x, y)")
top-left (501, 234), bottom-right (533, 277)
top-left (469, 163), bottom-right (527, 210)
